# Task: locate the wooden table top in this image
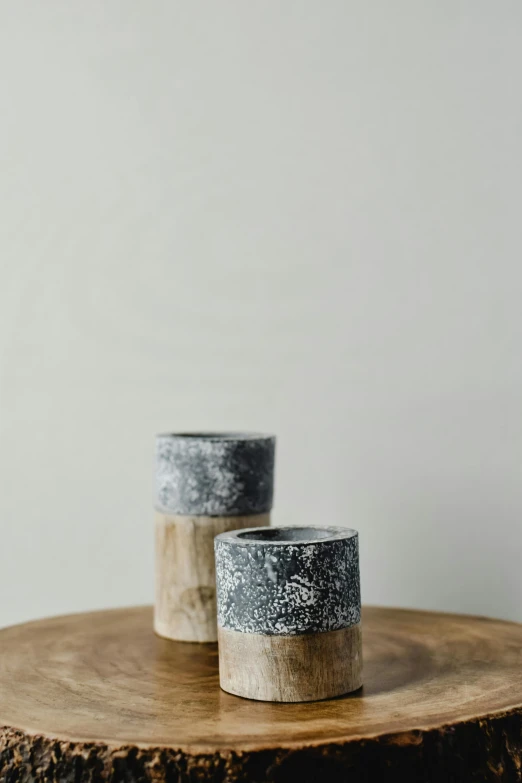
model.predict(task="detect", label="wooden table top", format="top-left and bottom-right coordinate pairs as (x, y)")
top-left (1, 605), bottom-right (522, 782)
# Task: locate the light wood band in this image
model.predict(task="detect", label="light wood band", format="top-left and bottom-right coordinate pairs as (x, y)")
top-left (154, 511), bottom-right (269, 643)
top-left (218, 623), bottom-right (362, 701)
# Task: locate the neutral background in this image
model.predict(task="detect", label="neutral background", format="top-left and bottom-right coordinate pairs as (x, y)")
top-left (1, 2), bottom-right (521, 629)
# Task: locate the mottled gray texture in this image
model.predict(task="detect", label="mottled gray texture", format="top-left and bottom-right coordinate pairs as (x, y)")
top-left (156, 433), bottom-right (275, 516)
top-left (215, 526), bottom-right (360, 635)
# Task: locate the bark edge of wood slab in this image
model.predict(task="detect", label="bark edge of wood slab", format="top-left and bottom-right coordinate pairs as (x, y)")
top-left (1, 606), bottom-right (522, 783)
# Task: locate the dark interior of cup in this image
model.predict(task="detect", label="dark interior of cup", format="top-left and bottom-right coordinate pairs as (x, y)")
top-left (237, 527), bottom-right (331, 543)
top-left (171, 432), bottom-right (265, 440)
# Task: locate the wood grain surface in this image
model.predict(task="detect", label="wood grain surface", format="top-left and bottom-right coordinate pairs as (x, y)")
top-left (218, 624), bottom-right (362, 702)
top-left (154, 511), bottom-right (269, 642)
top-left (1, 606), bottom-right (522, 782)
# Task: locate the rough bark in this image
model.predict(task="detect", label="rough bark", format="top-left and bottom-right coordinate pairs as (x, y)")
top-left (2, 714), bottom-right (522, 783)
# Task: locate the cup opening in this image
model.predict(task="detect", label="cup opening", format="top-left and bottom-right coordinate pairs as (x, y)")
top-left (237, 527), bottom-right (331, 543)
top-left (160, 432), bottom-right (271, 441)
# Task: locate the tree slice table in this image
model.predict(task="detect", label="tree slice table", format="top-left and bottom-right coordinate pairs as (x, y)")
top-left (1, 606), bottom-right (522, 782)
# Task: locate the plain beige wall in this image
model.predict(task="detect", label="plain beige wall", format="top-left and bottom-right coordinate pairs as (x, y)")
top-left (1, 1), bottom-right (521, 628)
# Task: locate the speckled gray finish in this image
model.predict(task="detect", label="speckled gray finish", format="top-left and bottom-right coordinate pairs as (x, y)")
top-left (215, 526), bottom-right (360, 635)
top-left (156, 433), bottom-right (275, 516)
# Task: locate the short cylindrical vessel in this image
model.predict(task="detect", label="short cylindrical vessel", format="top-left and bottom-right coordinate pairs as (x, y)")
top-left (215, 526), bottom-right (362, 701)
top-left (154, 432), bottom-right (275, 643)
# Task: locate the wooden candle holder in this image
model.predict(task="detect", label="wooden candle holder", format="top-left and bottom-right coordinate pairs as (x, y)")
top-left (154, 432), bottom-right (275, 643)
top-left (215, 526), bottom-right (362, 702)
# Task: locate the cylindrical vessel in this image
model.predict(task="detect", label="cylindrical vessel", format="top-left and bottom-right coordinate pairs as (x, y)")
top-left (215, 526), bottom-right (362, 701)
top-left (154, 432), bottom-right (275, 643)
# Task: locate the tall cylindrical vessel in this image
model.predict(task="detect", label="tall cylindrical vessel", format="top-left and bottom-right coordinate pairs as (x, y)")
top-left (154, 432), bottom-right (275, 643)
top-left (215, 526), bottom-right (362, 701)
